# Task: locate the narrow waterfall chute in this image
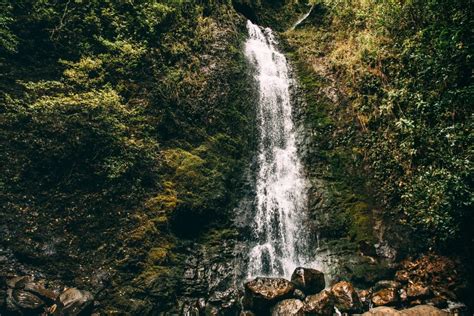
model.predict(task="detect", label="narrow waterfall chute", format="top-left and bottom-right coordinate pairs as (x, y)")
top-left (244, 20), bottom-right (309, 278)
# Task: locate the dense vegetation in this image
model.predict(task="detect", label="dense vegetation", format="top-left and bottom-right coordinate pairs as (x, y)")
top-left (285, 0), bottom-right (472, 259)
top-left (1, 0), bottom-right (256, 313)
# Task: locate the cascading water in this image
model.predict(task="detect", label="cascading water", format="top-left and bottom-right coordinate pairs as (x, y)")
top-left (245, 21), bottom-right (309, 278)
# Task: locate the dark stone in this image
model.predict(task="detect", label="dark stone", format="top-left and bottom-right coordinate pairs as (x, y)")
top-left (24, 282), bottom-right (58, 303)
top-left (359, 240), bottom-right (377, 257)
top-left (243, 277), bottom-right (295, 312)
top-left (358, 289), bottom-right (372, 309)
top-left (373, 280), bottom-right (401, 292)
top-left (330, 281), bottom-right (362, 313)
top-left (58, 288), bottom-right (94, 316)
top-left (291, 267), bottom-right (325, 295)
top-left (6, 276), bottom-right (32, 289)
top-left (303, 290), bottom-right (334, 315)
top-left (271, 299), bottom-right (304, 316)
top-left (9, 289), bottom-right (45, 310)
top-left (425, 296), bottom-right (448, 309)
top-left (293, 289), bottom-right (305, 300)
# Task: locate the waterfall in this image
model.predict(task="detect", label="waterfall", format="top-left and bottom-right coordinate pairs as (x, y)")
top-left (245, 21), bottom-right (308, 278)
top-left (290, 4), bottom-right (315, 31)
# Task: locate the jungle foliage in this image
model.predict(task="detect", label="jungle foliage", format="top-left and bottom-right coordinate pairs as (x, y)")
top-left (287, 0), bottom-right (473, 251)
top-left (0, 0), bottom-right (255, 313)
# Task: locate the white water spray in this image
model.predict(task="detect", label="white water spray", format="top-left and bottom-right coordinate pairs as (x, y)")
top-left (244, 21), bottom-right (308, 278)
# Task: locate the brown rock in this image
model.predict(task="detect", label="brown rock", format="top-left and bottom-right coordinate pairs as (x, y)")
top-left (400, 304), bottom-right (448, 315)
top-left (24, 282), bottom-right (58, 303)
top-left (59, 287), bottom-right (94, 316)
top-left (243, 277), bottom-right (295, 312)
top-left (395, 270), bottom-right (410, 283)
top-left (407, 282), bottom-right (430, 299)
top-left (363, 306), bottom-right (400, 315)
top-left (291, 267), bottom-right (325, 295)
top-left (303, 290), bottom-right (334, 315)
top-left (371, 288), bottom-right (399, 307)
top-left (330, 281), bottom-right (362, 313)
top-left (271, 299), bottom-right (304, 316)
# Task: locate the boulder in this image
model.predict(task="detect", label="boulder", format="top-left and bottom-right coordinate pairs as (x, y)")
top-left (291, 267), bottom-right (325, 295)
top-left (271, 299), bottom-right (304, 316)
top-left (373, 280), bottom-right (401, 292)
top-left (58, 287), bottom-right (94, 316)
top-left (330, 281), bottom-right (362, 313)
top-left (372, 288), bottom-right (399, 307)
top-left (243, 277), bottom-right (295, 312)
top-left (7, 289), bottom-right (45, 310)
top-left (406, 282), bottom-right (430, 299)
top-left (363, 306), bottom-right (400, 315)
top-left (400, 305), bottom-right (448, 315)
top-left (303, 290), bottom-right (334, 315)
top-left (24, 282), bottom-right (58, 303)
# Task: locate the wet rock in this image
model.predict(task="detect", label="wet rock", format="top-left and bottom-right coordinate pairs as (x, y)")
top-left (196, 297), bottom-right (206, 310)
top-left (425, 296), bottom-right (448, 309)
top-left (330, 281), bottom-right (362, 313)
top-left (293, 289), bottom-right (305, 300)
top-left (373, 280), bottom-right (401, 292)
top-left (303, 290), bottom-right (334, 315)
top-left (271, 299), bottom-right (304, 316)
top-left (400, 304), bottom-right (448, 315)
top-left (6, 276), bottom-right (33, 289)
top-left (357, 289), bottom-right (371, 308)
top-left (395, 270), bottom-right (410, 283)
top-left (399, 288), bottom-right (408, 303)
top-left (243, 277), bottom-right (295, 312)
top-left (204, 304), bottom-right (219, 316)
top-left (363, 306), bottom-right (400, 315)
top-left (240, 311), bottom-right (256, 316)
top-left (8, 289), bottom-right (45, 310)
top-left (58, 287), bottom-right (94, 316)
top-left (291, 267), bottom-right (325, 294)
top-left (406, 282), bottom-right (430, 299)
top-left (24, 282), bottom-right (58, 303)
top-left (371, 288), bottom-right (399, 307)
top-left (409, 299), bottom-right (422, 306)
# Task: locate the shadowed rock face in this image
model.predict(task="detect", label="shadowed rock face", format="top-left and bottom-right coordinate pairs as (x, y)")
top-left (243, 277), bottom-right (295, 312)
top-left (291, 267), bottom-right (325, 295)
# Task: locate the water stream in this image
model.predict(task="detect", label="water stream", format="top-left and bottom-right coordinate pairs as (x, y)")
top-left (244, 21), bottom-right (309, 278)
